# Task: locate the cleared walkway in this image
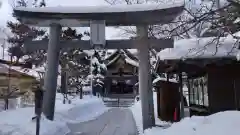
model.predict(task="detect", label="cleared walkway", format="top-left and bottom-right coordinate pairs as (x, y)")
top-left (67, 108), bottom-right (138, 135)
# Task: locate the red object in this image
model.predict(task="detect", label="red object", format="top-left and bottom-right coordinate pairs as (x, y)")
top-left (173, 108), bottom-right (177, 121)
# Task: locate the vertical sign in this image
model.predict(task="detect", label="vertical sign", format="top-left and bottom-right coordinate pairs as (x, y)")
top-left (90, 20), bottom-right (106, 48)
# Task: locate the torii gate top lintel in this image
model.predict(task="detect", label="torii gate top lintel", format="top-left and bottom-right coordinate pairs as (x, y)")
top-left (13, 1), bottom-right (184, 27)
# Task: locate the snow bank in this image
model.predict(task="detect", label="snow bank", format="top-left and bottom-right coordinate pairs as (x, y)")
top-left (0, 107), bottom-right (69, 135)
top-left (0, 93), bottom-right (109, 135)
top-left (131, 92), bottom-right (170, 134)
top-left (145, 111), bottom-right (240, 135)
top-left (131, 100), bottom-right (143, 134)
top-left (54, 94), bottom-right (109, 123)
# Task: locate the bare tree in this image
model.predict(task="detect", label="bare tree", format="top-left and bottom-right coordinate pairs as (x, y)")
top-left (105, 0), bottom-right (240, 57)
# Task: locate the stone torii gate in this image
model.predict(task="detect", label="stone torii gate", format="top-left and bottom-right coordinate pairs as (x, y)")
top-left (13, 2), bottom-right (184, 130)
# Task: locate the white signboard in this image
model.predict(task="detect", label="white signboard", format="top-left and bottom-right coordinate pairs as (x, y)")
top-left (90, 20), bottom-right (106, 48)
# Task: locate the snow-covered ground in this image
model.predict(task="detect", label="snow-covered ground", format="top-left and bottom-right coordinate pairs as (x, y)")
top-left (0, 93), bottom-right (109, 135)
top-left (145, 111), bottom-right (240, 135)
top-left (131, 92), bottom-right (240, 135)
top-left (131, 92), bottom-right (171, 134)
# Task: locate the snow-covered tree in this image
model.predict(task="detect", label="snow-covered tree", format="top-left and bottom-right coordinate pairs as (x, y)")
top-left (7, 0), bottom-right (93, 101)
top-left (90, 50), bottom-right (107, 90)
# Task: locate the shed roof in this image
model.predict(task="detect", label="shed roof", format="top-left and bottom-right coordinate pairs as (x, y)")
top-left (0, 64), bottom-right (35, 79)
top-left (157, 36), bottom-right (240, 61)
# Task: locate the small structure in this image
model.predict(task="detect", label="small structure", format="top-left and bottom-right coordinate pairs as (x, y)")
top-left (156, 36), bottom-right (240, 117)
top-left (153, 76), bottom-right (188, 121)
top-left (0, 64), bottom-right (38, 110)
top-left (104, 50), bottom-right (138, 95)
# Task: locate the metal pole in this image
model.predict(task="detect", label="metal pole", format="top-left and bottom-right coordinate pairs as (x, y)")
top-left (36, 116), bottom-right (40, 135)
top-left (137, 25), bottom-right (155, 130)
top-left (42, 24), bottom-right (61, 120)
top-left (179, 72), bottom-right (184, 119)
top-left (90, 53), bottom-right (93, 97)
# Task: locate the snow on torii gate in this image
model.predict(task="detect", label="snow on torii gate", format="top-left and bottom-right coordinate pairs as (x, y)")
top-left (13, 2), bottom-right (184, 130)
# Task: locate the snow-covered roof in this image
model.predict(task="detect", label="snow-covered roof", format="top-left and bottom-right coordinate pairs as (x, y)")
top-left (14, 2), bottom-right (184, 13)
top-left (0, 64), bottom-right (36, 79)
top-left (106, 49), bottom-right (139, 67)
top-left (11, 65), bottom-right (46, 79)
top-left (13, 1), bottom-right (184, 27)
top-left (153, 76), bottom-right (178, 84)
top-left (107, 54), bottom-right (139, 67)
top-left (125, 57), bottom-right (139, 67)
top-left (104, 50), bottom-right (118, 60)
top-left (105, 49), bottom-right (137, 60)
top-left (158, 36), bottom-right (240, 61)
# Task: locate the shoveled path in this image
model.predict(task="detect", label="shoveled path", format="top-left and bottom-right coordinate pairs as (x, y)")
top-left (67, 108), bottom-right (138, 135)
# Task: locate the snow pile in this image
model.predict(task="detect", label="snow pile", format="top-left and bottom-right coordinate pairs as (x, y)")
top-left (0, 107), bottom-right (69, 135)
top-left (158, 37), bottom-right (240, 60)
top-left (54, 94), bottom-right (109, 123)
top-left (145, 111), bottom-right (240, 135)
top-left (0, 93), bottom-right (109, 135)
top-left (131, 100), bottom-right (143, 134)
top-left (131, 92), bottom-right (170, 134)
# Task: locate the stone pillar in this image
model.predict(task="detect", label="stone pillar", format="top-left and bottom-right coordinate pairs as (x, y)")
top-left (137, 25), bottom-right (155, 130)
top-left (42, 24), bottom-right (61, 120)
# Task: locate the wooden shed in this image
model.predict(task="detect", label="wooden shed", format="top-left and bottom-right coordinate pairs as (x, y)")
top-left (155, 36), bottom-right (240, 116)
top-left (153, 77), bottom-right (182, 122)
top-left (188, 61), bottom-right (240, 115)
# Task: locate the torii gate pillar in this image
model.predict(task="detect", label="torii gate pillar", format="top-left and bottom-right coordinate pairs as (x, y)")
top-left (137, 25), bottom-right (155, 128)
top-left (42, 24), bottom-right (61, 120)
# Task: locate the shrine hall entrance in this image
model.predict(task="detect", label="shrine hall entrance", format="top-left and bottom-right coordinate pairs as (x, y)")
top-left (104, 50), bottom-right (139, 96)
top-left (110, 80), bottom-right (134, 94)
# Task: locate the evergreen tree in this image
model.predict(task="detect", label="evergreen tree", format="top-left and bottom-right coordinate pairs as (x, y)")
top-left (7, 0), bottom-right (92, 101)
top-left (7, 0), bottom-right (46, 64)
top-left (3, 0), bottom-right (46, 110)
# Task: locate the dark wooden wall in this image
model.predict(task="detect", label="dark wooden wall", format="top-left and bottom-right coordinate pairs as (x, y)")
top-left (156, 81), bottom-right (180, 122)
top-left (207, 64), bottom-right (240, 113)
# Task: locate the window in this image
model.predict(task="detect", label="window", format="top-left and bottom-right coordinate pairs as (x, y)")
top-left (188, 76), bottom-right (209, 106)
